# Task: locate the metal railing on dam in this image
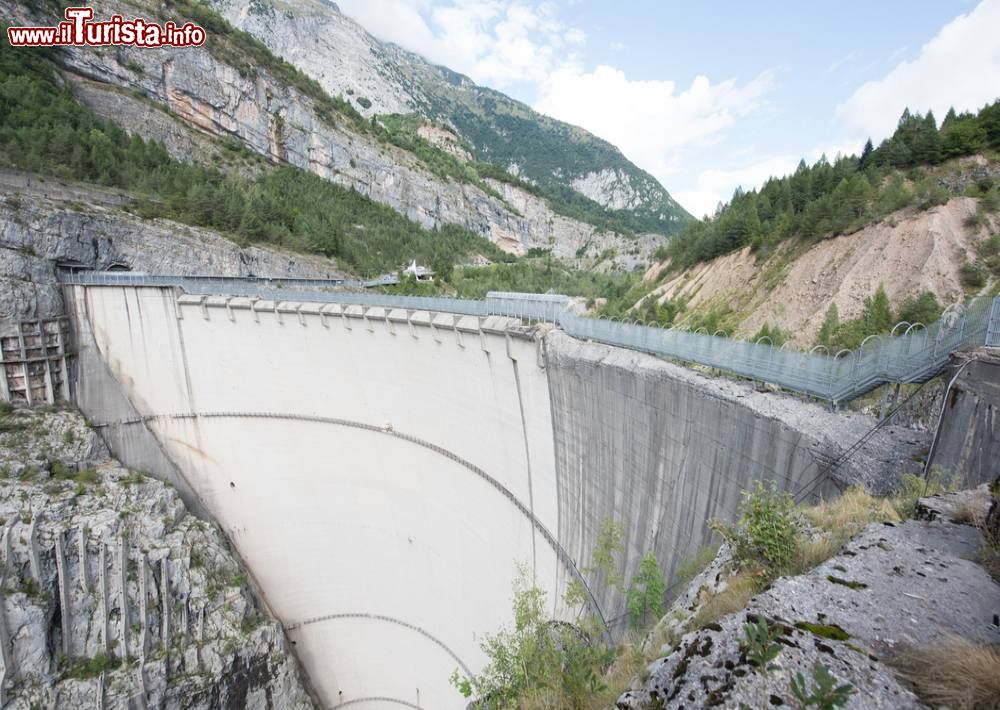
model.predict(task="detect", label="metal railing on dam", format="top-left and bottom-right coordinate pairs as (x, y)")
top-left (60, 272), bottom-right (1000, 404)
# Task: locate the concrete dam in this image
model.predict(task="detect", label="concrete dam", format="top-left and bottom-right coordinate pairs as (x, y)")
top-left (62, 281), bottom-right (917, 710)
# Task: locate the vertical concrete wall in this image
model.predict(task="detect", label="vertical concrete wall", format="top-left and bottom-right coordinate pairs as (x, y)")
top-left (67, 285), bottom-right (891, 709)
top-left (929, 349), bottom-right (1000, 488)
top-left (69, 286), bottom-right (568, 710)
top-left (545, 333), bottom-right (840, 624)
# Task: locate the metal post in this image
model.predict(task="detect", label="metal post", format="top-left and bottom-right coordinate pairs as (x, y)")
top-left (878, 382), bottom-right (891, 421)
top-left (0, 337), bottom-right (8, 402)
top-left (890, 382), bottom-right (902, 413)
top-left (988, 296), bottom-right (1000, 346)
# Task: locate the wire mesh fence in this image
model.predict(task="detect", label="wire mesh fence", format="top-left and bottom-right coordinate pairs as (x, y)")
top-left (60, 272), bottom-right (999, 403)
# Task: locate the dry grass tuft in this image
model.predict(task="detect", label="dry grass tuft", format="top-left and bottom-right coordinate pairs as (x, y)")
top-left (951, 502), bottom-right (980, 525)
top-left (803, 485), bottom-right (900, 537)
top-left (981, 544), bottom-right (1000, 583)
top-left (593, 642), bottom-right (649, 707)
top-left (520, 641), bottom-right (648, 710)
top-left (890, 639), bottom-right (1000, 710)
top-left (784, 486), bottom-right (902, 575)
top-left (691, 572), bottom-right (765, 630)
top-left (789, 535), bottom-right (845, 576)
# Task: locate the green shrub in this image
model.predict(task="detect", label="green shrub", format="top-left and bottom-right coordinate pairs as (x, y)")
top-left (451, 567), bottom-right (615, 709)
top-left (742, 616), bottom-right (782, 674)
top-left (626, 552), bottom-right (666, 630)
top-left (978, 233), bottom-right (1000, 258)
top-left (893, 466), bottom-right (955, 518)
top-left (896, 290), bottom-right (943, 325)
top-left (980, 188), bottom-right (1000, 212)
top-left (49, 461), bottom-right (74, 480)
top-left (915, 176), bottom-right (950, 210)
top-left (711, 481), bottom-right (797, 575)
top-left (750, 322), bottom-right (791, 347)
top-left (960, 260), bottom-right (987, 289)
top-left (75, 467), bottom-right (99, 484)
top-left (60, 651), bottom-right (119, 679)
top-left (790, 664), bottom-right (855, 708)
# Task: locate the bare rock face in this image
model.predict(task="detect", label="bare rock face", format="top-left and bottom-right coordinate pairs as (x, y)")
top-left (571, 169), bottom-right (647, 212)
top-left (619, 517), bottom-right (1000, 709)
top-left (204, 0), bottom-right (687, 230)
top-left (916, 484), bottom-right (995, 525)
top-left (207, 0), bottom-right (415, 118)
top-left (0, 174), bottom-right (344, 324)
top-left (0, 0), bottom-right (658, 267)
top-left (0, 406), bottom-right (315, 709)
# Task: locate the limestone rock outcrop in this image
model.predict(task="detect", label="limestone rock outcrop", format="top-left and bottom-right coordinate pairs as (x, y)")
top-left (0, 0), bottom-right (666, 267)
top-left (0, 172), bottom-right (343, 324)
top-left (619, 509), bottom-right (1000, 708)
top-left (0, 405), bottom-right (315, 709)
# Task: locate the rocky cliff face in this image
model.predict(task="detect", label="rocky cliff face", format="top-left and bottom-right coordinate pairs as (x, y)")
top-left (0, 0), bottom-right (667, 266)
top-left (641, 186), bottom-right (999, 345)
top-left (619, 489), bottom-right (1000, 709)
top-left (0, 405), bottom-right (314, 709)
top-left (203, 0), bottom-right (690, 232)
top-left (206, 0), bottom-right (414, 118)
top-left (0, 171), bottom-right (343, 325)
top-left (572, 169), bottom-right (651, 212)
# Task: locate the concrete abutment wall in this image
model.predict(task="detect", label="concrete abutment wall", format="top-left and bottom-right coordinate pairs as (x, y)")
top-left (65, 284), bottom-right (901, 709)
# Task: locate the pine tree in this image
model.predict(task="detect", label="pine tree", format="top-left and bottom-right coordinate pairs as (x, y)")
top-left (914, 111), bottom-right (942, 164)
top-left (626, 552), bottom-right (666, 630)
top-left (980, 99), bottom-right (1000, 149)
top-left (859, 138), bottom-right (874, 168)
top-left (862, 285), bottom-right (894, 334)
top-left (941, 111), bottom-right (987, 157)
top-left (818, 304), bottom-right (840, 347)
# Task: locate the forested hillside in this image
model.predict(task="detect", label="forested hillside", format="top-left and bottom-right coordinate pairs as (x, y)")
top-left (0, 37), bottom-right (505, 277)
top-left (206, 0), bottom-right (692, 237)
top-left (666, 103), bottom-right (1000, 268)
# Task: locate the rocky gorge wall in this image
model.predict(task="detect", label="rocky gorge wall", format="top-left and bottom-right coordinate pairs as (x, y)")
top-left (0, 406), bottom-right (314, 709)
top-left (0, 0), bottom-right (659, 266)
top-left (64, 283), bottom-right (926, 709)
top-left (0, 171), bottom-right (343, 329)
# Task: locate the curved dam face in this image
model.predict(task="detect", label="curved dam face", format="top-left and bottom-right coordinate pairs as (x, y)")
top-left (66, 285), bottom-right (861, 709)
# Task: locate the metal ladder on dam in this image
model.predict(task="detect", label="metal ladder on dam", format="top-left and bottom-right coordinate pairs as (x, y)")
top-left (58, 272), bottom-right (1000, 405)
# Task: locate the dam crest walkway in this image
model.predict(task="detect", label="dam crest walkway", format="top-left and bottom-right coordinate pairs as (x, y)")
top-left (59, 272), bottom-right (1000, 404)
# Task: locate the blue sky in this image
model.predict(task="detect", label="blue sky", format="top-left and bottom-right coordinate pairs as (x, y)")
top-left (337, 0), bottom-right (1000, 218)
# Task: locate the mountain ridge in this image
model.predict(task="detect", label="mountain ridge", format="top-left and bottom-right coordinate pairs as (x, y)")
top-left (0, 0), bottom-right (669, 272)
top-left (206, 0), bottom-right (691, 235)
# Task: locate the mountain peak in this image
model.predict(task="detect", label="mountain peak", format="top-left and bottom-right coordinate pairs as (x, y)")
top-left (207, 0), bottom-right (691, 234)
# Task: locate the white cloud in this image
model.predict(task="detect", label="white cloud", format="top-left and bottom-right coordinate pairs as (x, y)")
top-left (533, 65), bottom-right (777, 193)
top-left (335, 0), bottom-right (584, 88)
top-left (837, 0), bottom-right (1000, 143)
top-left (674, 155), bottom-right (798, 219)
top-left (672, 190), bottom-right (724, 221)
top-left (672, 140), bottom-right (864, 219)
top-left (334, 0), bottom-right (439, 58)
top-left (335, 1), bottom-right (782, 219)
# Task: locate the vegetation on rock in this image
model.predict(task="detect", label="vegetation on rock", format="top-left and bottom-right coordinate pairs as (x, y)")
top-left (0, 38), bottom-right (504, 276)
top-left (665, 103), bottom-right (1000, 270)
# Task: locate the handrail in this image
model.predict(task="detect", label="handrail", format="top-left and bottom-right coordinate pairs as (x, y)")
top-left (58, 272), bottom-right (1000, 404)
